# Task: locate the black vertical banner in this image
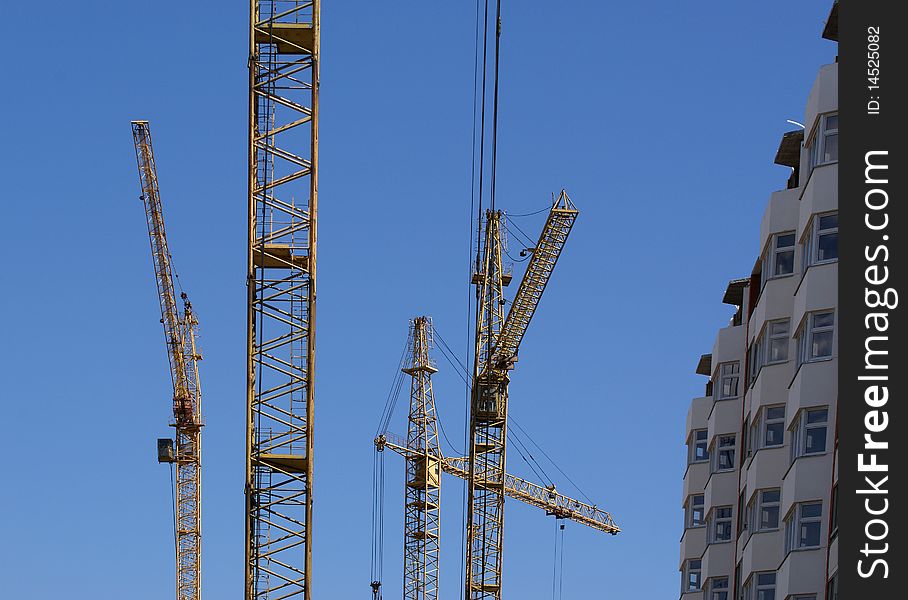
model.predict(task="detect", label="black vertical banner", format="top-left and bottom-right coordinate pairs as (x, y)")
top-left (839, 1), bottom-right (906, 597)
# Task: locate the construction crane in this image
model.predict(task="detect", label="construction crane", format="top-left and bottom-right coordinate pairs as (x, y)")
top-left (372, 313), bottom-right (618, 599)
top-left (466, 192), bottom-right (583, 600)
top-left (246, 1), bottom-right (319, 599)
top-left (376, 435), bottom-right (620, 535)
top-left (131, 120), bottom-right (204, 600)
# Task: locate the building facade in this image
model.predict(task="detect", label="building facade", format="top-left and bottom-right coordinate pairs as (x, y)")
top-left (679, 5), bottom-right (839, 600)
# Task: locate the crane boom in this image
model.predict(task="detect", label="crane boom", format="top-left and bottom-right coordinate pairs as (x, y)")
top-left (377, 434), bottom-right (619, 535)
top-left (491, 191), bottom-right (578, 370)
top-left (132, 120), bottom-right (203, 600)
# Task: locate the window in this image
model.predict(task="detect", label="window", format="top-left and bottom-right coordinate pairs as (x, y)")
top-left (826, 572), bottom-right (838, 600)
top-left (830, 484), bottom-right (839, 539)
top-left (687, 494), bottom-right (705, 528)
top-left (766, 320), bottom-right (790, 364)
top-left (761, 232), bottom-right (796, 286)
top-left (786, 502), bottom-right (823, 551)
top-left (742, 572), bottom-right (776, 600)
top-left (711, 506), bottom-right (733, 542)
top-left (791, 407), bottom-right (829, 460)
top-left (712, 435), bottom-right (736, 472)
top-left (747, 489), bottom-right (781, 532)
top-left (803, 212), bottom-right (839, 268)
top-left (808, 113), bottom-right (838, 171)
top-left (797, 311), bottom-right (834, 365)
top-left (717, 362), bottom-right (740, 399)
top-left (683, 559), bottom-right (702, 592)
top-left (689, 429), bottom-right (709, 464)
top-left (793, 596), bottom-right (817, 600)
top-left (709, 577), bottom-right (730, 600)
top-left (738, 489), bottom-right (747, 534)
top-left (760, 405), bottom-right (785, 448)
top-left (750, 320), bottom-right (791, 384)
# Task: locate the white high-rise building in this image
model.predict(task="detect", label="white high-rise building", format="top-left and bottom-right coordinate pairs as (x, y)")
top-left (679, 4), bottom-right (839, 599)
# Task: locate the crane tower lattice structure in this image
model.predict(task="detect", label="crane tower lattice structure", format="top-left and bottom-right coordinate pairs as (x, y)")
top-left (246, 1), bottom-right (319, 599)
top-left (401, 317), bottom-right (442, 600)
top-left (131, 120), bottom-right (204, 600)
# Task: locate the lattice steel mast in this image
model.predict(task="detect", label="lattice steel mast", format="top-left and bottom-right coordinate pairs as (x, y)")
top-left (131, 120), bottom-right (204, 600)
top-left (401, 317), bottom-right (442, 600)
top-left (246, 1), bottom-right (319, 599)
top-left (466, 193), bottom-right (579, 600)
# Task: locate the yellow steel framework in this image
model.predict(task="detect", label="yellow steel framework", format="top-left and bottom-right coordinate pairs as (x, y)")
top-left (131, 120), bottom-right (204, 600)
top-left (246, 1), bottom-right (319, 599)
top-left (466, 192), bottom-right (580, 600)
top-left (376, 434), bottom-right (619, 535)
top-left (401, 317), bottom-right (442, 600)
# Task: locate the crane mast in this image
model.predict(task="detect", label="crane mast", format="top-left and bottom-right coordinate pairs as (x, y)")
top-left (466, 193), bottom-right (579, 600)
top-left (401, 317), bottom-right (441, 600)
top-left (131, 120), bottom-right (204, 600)
top-left (246, 1), bottom-right (319, 598)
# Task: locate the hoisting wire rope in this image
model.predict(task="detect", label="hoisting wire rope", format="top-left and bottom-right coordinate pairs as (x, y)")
top-left (370, 444), bottom-right (386, 598)
top-left (434, 327), bottom-right (557, 489)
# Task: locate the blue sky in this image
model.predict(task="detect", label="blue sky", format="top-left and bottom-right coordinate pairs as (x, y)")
top-left (0, 1), bottom-right (836, 598)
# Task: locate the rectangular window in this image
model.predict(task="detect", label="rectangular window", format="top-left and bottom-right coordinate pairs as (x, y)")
top-left (761, 232), bottom-right (796, 286)
top-left (687, 494), bottom-right (705, 528)
top-left (786, 502), bottom-right (823, 551)
top-left (791, 407), bottom-right (829, 460)
top-left (684, 559), bottom-right (702, 592)
top-left (761, 405), bottom-right (785, 448)
top-left (757, 489), bottom-right (780, 530)
top-left (712, 434), bottom-right (736, 472)
top-left (797, 311), bottom-right (834, 366)
top-left (750, 320), bottom-right (790, 385)
top-left (808, 113), bottom-right (838, 171)
top-left (804, 212), bottom-right (839, 268)
top-left (711, 506), bottom-right (733, 542)
top-left (826, 573), bottom-right (838, 600)
top-left (766, 319), bottom-right (790, 364)
top-left (717, 362), bottom-right (740, 399)
top-left (689, 429), bottom-right (709, 464)
top-left (753, 572), bottom-right (776, 600)
top-left (710, 577), bottom-right (730, 600)
top-left (830, 484), bottom-right (839, 539)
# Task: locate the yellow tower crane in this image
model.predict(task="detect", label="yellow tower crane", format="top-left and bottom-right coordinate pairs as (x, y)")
top-left (131, 120), bottom-right (204, 600)
top-left (371, 312), bottom-right (618, 599)
top-left (466, 192), bottom-right (598, 599)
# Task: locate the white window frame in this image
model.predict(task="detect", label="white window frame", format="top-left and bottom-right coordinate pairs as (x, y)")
top-left (761, 232), bottom-right (796, 286)
top-left (689, 428), bottom-right (709, 464)
top-left (786, 501), bottom-right (823, 551)
top-left (750, 320), bottom-right (790, 386)
top-left (807, 112), bottom-right (838, 171)
top-left (709, 576), bottom-right (730, 600)
top-left (710, 506), bottom-right (733, 543)
top-left (765, 319), bottom-right (790, 365)
top-left (797, 311), bottom-right (835, 366)
top-left (747, 489), bottom-right (781, 532)
top-left (743, 572), bottom-right (776, 600)
top-left (712, 434), bottom-right (736, 473)
top-left (803, 211), bottom-right (839, 269)
top-left (791, 407), bottom-right (829, 460)
top-left (826, 573), bottom-right (838, 600)
top-left (716, 362), bottom-right (740, 400)
top-left (758, 405), bottom-right (785, 449)
top-left (687, 494), bottom-right (705, 529)
top-left (683, 559), bottom-right (702, 592)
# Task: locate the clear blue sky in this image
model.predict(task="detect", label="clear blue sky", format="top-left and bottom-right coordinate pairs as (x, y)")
top-left (0, 1), bottom-right (835, 598)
